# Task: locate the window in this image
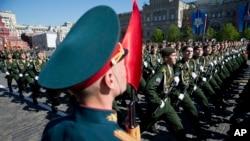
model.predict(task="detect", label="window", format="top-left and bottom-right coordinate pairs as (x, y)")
top-left (154, 16), bottom-right (158, 21)
top-left (171, 14), bottom-right (175, 20)
top-left (162, 15), bottom-right (166, 20)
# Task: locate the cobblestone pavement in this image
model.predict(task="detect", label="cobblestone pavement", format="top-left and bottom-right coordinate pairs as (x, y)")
top-left (1, 62), bottom-right (250, 141)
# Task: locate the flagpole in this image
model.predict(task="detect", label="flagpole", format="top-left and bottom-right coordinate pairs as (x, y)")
top-left (203, 14), bottom-right (207, 34)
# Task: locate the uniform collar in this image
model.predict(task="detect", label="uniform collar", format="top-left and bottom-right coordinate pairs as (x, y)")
top-left (74, 104), bottom-right (118, 124)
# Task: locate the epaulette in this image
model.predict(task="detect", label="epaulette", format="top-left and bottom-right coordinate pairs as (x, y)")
top-left (162, 67), bottom-right (166, 73)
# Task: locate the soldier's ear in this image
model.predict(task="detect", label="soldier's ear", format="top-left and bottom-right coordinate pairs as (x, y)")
top-left (102, 69), bottom-right (115, 90)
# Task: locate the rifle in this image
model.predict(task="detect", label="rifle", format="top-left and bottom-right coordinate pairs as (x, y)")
top-left (152, 82), bottom-right (175, 116)
top-left (126, 87), bottom-right (140, 141)
top-left (174, 79), bottom-right (192, 109)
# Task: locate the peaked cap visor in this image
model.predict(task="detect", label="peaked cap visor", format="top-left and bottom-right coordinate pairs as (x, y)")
top-left (38, 5), bottom-right (120, 89)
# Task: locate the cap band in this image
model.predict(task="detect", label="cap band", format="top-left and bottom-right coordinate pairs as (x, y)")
top-left (70, 42), bottom-right (126, 90)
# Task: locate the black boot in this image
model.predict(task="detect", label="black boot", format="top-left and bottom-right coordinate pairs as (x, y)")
top-left (51, 106), bottom-right (58, 113)
top-left (19, 92), bottom-right (24, 98)
top-left (9, 87), bottom-right (13, 93)
top-left (175, 129), bottom-right (187, 141)
top-left (33, 98), bottom-right (38, 105)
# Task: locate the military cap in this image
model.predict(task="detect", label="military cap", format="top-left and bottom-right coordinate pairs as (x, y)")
top-left (203, 44), bottom-right (211, 49)
top-left (161, 47), bottom-right (176, 57)
top-left (181, 45), bottom-right (193, 52)
top-left (38, 5), bottom-right (127, 89)
top-left (193, 45), bottom-right (202, 50)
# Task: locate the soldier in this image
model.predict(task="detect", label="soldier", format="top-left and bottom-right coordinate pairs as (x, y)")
top-left (39, 6), bottom-right (136, 141)
top-left (3, 52), bottom-right (19, 94)
top-left (173, 45), bottom-right (213, 139)
top-left (16, 51), bottom-right (35, 100)
top-left (141, 47), bottom-right (187, 141)
top-left (28, 50), bottom-right (47, 105)
top-left (143, 44), bottom-right (162, 81)
top-left (192, 45), bottom-right (225, 116)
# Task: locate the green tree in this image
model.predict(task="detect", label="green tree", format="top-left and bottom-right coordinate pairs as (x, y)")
top-left (152, 28), bottom-right (164, 43)
top-left (242, 28), bottom-right (250, 40)
top-left (182, 25), bottom-right (194, 41)
top-left (166, 24), bottom-right (182, 42)
top-left (206, 27), bottom-right (217, 40)
top-left (217, 23), bottom-right (239, 41)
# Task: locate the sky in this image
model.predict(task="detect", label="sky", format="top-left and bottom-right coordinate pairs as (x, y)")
top-left (0, 0), bottom-right (195, 26)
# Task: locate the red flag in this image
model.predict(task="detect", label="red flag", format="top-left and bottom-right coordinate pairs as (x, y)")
top-left (122, 0), bottom-right (142, 91)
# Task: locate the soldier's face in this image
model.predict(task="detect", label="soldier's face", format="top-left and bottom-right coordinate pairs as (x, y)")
top-left (194, 48), bottom-right (203, 57)
top-left (182, 47), bottom-right (193, 59)
top-left (37, 52), bottom-right (43, 59)
top-left (20, 54), bottom-right (26, 59)
top-left (164, 53), bottom-right (177, 66)
top-left (7, 54), bottom-right (12, 59)
top-left (111, 59), bottom-right (127, 96)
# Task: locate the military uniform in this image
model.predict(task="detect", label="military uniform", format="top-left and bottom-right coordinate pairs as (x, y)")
top-left (173, 46), bottom-right (212, 139)
top-left (28, 52), bottom-right (47, 105)
top-left (193, 45), bottom-right (224, 116)
top-left (3, 52), bottom-right (19, 93)
top-left (142, 47), bottom-right (186, 141)
top-left (16, 52), bottom-right (34, 99)
top-left (39, 6), bottom-right (136, 141)
top-left (42, 104), bottom-right (124, 141)
top-left (143, 46), bottom-right (162, 81)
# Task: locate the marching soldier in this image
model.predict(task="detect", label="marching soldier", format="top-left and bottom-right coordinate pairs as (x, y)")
top-left (193, 44), bottom-right (225, 116)
top-left (142, 47), bottom-right (187, 141)
top-left (28, 49), bottom-right (47, 105)
top-left (16, 51), bottom-right (35, 100)
top-left (3, 51), bottom-right (19, 94)
top-left (173, 45), bottom-right (213, 139)
top-left (143, 44), bottom-right (162, 81)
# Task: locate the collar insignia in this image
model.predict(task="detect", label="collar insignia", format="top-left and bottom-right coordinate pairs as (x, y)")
top-left (106, 113), bottom-right (117, 122)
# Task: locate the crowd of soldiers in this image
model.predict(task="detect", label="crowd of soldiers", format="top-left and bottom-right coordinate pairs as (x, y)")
top-left (0, 47), bottom-right (74, 113)
top-left (126, 40), bottom-right (249, 140)
top-left (0, 39), bottom-right (250, 140)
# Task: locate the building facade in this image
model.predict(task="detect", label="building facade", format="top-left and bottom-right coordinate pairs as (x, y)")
top-left (119, 0), bottom-right (250, 42)
top-left (119, 0), bottom-right (191, 42)
top-left (182, 0), bottom-right (250, 33)
top-left (1, 0), bottom-right (250, 47)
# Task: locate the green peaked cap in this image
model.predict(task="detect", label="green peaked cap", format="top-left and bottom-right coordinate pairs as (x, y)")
top-left (38, 5), bottom-right (120, 89)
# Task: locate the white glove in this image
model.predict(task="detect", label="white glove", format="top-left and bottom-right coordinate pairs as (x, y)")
top-left (160, 100), bottom-right (165, 108)
top-left (143, 61), bottom-right (148, 68)
top-left (202, 77), bottom-right (207, 82)
top-left (5, 72), bottom-right (10, 75)
top-left (191, 72), bottom-right (197, 79)
top-left (173, 76), bottom-right (180, 86)
top-left (152, 70), bottom-right (155, 74)
top-left (200, 66), bottom-right (204, 72)
top-left (213, 60), bottom-right (217, 65)
top-left (19, 74), bottom-right (23, 77)
top-left (35, 76), bottom-right (39, 80)
top-left (178, 93), bottom-right (184, 101)
top-left (193, 85), bottom-right (197, 91)
top-left (210, 62), bottom-right (214, 66)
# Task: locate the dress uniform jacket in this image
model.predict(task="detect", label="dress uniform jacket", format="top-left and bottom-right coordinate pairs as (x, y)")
top-left (16, 59), bottom-right (34, 84)
top-left (42, 104), bottom-right (123, 141)
top-left (4, 59), bottom-right (19, 80)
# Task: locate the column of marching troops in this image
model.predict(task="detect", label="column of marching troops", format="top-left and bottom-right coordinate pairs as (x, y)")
top-left (0, 40), bottom-right (250, 140)
top-left (119, 40), bottom-right (250, 140)
top-left (0, 47), bottom-right (75, 113)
